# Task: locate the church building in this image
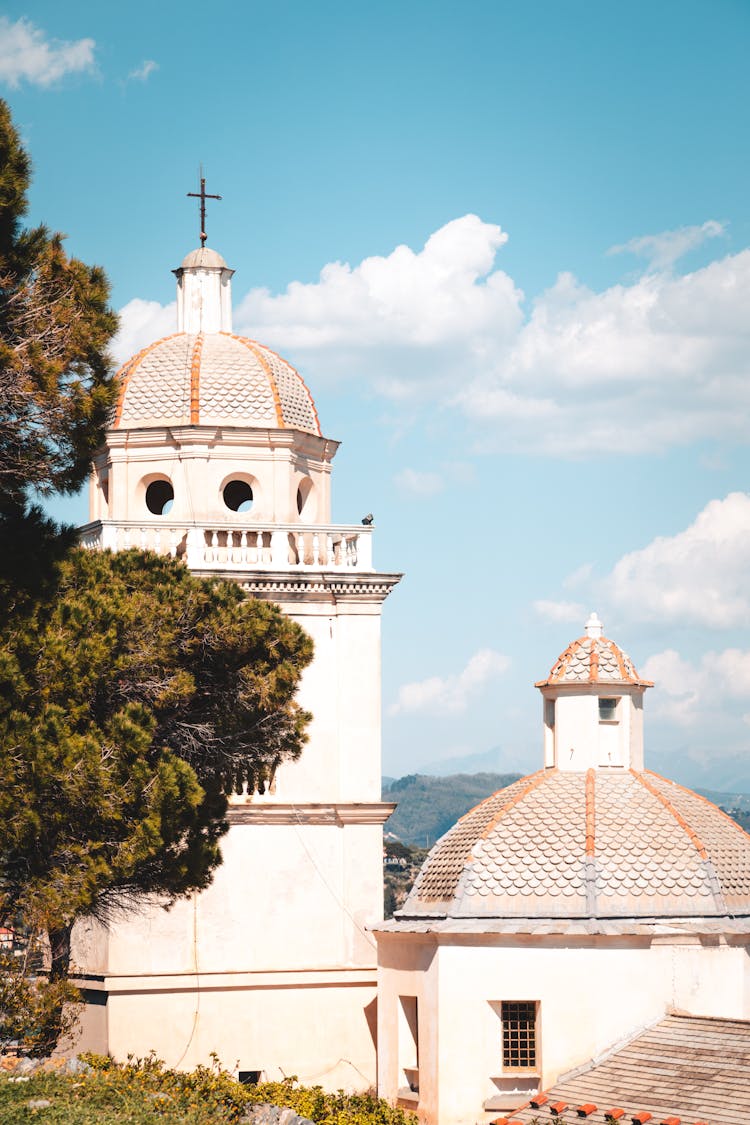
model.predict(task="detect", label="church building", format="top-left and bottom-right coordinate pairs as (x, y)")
top-left (375, 613), bottom-right (750, 1125)
top-left (73, 234), bottom-right (400, 1089)
top-left (72, 221), bottom-right (750, 1122)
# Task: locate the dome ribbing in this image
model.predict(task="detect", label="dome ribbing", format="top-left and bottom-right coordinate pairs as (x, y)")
top-left (111, 331), bottom-right (321, 435)
top-left (400, 769), bottom-right (750, 921)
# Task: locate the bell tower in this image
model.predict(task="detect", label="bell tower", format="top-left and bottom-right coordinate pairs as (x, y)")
top-left (74, 235), bottom-right (401, 1088)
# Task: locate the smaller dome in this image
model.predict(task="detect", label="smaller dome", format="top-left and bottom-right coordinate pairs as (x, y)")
top-left (536, 613), bottom-right (653, 688)
top-left (179, 246), bottom-right (228, 270)
top-left (400, 769), bottom-right (750, 922)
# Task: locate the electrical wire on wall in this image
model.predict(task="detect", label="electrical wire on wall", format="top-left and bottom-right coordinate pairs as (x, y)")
top-left (172, 892), bottom-right (201, 1069)
top-left (291, 804), bottom-right (377, 952)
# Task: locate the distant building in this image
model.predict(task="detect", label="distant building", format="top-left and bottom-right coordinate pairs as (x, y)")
top-left (374, 614), bottom-right (750, 1125)
top-left (72, 239), bottom-right (400, 1089)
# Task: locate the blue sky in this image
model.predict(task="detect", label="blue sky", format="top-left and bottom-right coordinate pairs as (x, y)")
top-left (5, 1), bottom-right (750, 790)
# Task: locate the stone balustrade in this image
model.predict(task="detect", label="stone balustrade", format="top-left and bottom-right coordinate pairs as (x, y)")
top-left (77, 519), bottom-right (373, 572)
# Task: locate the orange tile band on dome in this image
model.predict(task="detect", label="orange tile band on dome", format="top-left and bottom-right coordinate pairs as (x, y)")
top-left (112, 333), bottom-right (183, 428)
top-left (585, 768), bottom-right (596, 856)
top-left (471, 768), bottom-right (548, 853)
top-left (224, 332), bottom-right (321, 434)
top-left (190, 334), bottom-right (204, 424)
top-left (229, 335), bottom-right (284, 428)
top-left (535, 634), bottom-right (654, 688)
top-left (589, 642), bottom-right (599, 682)
top-left (645, 768), bottom-right (750, 843)
top-left (633, 770), bottom-right (709, 862)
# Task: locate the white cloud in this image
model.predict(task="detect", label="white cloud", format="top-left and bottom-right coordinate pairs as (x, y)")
top-left (608, 220), bottom-right (725, 272)
top-left (127, 59), bottom-right (158, 82)
top-left (111, 299), bottom-right (176, 366)
top-left (393, 468), bottom-right (444, 496)
top-left (388, 648), bottom-right (510, 716)
top-left (234, 214), bottom-right (522, 397)
top-left (641, 647), bottom-right (750, 727)
top-left (0, 17), bottom-right (95, 88)
top-left (115, 215), bottom-right (750, 457)
top-left (533, 599), bottom-right (586, 624)
top-left (605, 492), bottom-right (750, 627)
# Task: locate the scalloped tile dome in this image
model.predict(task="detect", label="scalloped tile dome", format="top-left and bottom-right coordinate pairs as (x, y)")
top-left (536, 633), bottom-right (653, 687)
top-left (400, 770), bottom-right (750, 921)
top-left (111, 332), bottom-right (321, 435)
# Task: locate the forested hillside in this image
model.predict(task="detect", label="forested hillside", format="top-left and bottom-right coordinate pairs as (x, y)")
top-left (382, 772), bottom-right (521, 846)
top-left (383, 774), bottom-right (750, 847)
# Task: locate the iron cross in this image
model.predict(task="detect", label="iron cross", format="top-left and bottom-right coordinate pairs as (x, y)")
top-left (187, 174), bottom-right (222, 246)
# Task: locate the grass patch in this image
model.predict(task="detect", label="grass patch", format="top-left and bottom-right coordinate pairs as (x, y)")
top-left (0, 1055), bottom-right (417, 1125)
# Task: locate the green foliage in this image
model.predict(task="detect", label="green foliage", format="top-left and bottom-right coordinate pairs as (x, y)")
top-left (383, 772), bottom-right (522, 846)
top-left (245, 1077), bottom-right (417, 1125)
top-left (0, 1056), bottom-right (418, 1125)
top-left (383, 842), bottom-right (428, 919)
top-left (0, 950), bottom-right (81, 1058)
top-left (0, 547), bottom-right (313, 958)
top-left (0, 98), bottom-right (118, 505)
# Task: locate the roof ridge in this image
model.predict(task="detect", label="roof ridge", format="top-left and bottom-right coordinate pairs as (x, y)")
top-left (221, 331), bottom-right (321, 434)
top-left (632, 770), bottom-right (709, 860)
top-left (189, 333), bottom-right (203, 424)
top-left (471, 768), bottom-right (552, 849)
top-left (646, 768), bottom-right (750, 844)
top-left (585, 768), bottom-right (596, 857)
top-left (608, 636), bottom-right (630, 681)
top-left (227, 334), bottom-right (285, 427)
top-left (632, 770), bottom-right (727, 913)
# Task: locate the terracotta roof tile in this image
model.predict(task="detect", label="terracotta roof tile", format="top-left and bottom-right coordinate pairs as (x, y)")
top-left (112, 332), bottom-right (320, 435)
top-left (398, 769), bottom-right (750, 921)
top-left (536, 636), bottom-right (652, 688)
top-left (509, 1015), bottom-right (750, 1125)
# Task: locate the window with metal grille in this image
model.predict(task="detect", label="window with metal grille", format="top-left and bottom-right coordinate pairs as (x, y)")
top-left (502, 1001), bottom-right (537, 1069)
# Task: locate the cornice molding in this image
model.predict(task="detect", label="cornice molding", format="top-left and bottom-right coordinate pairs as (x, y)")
top-left (227, 801), bottom-right (398, 826)
top-left (196, 570), bottom-right (403, 603)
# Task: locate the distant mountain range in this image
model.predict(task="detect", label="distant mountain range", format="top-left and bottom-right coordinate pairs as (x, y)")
top-left (382, 772), bottom-right (750, 846)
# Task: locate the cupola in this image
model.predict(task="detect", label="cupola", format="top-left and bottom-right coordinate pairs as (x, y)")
top-left (91, 242), bottom-right (333, 529)
top-left (535, 613), bottom-right (653, 772)
top-left (173, 245), bottom-right (234, 333)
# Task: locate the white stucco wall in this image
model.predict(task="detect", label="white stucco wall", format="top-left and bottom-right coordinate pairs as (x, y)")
top-left (74, 976), bottom-right (377, 1088)
top-left (542, 687), bottom-right (645, 772)
top-left (92, 428), bottom-right (335, 526)
top-left (376, 930), bottom-right (750, 1125)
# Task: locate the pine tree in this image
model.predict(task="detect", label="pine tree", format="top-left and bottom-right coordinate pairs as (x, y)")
top-left (0, 98), bottom-right (117, 506)
top-left (0, 547), bottom-right (313, 981)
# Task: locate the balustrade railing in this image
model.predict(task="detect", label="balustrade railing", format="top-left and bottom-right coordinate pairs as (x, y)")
top-left (77, 520), bottom-right (373, 572)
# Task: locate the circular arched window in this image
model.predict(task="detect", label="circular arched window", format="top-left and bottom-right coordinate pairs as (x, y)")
top-left (145, 479), bottom-right (174, 515)
top-left (223, 480), bottom-right (254, 513)
top-left (297, 477), bottom-right (314, 517)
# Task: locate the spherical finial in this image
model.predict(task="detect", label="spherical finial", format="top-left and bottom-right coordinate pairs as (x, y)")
top-left (585, 611), bottom-right (604, 639)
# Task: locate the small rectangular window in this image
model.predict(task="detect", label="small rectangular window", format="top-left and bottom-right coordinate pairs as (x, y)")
top-left (502, 1001), bottom-right (537, 1070)
top-left (598, 697), bottom-right (618, 722)
top-left (544, 699), bottom-right (555, 729)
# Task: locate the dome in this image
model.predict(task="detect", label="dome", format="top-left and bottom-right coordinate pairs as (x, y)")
top-left (400, 769), bottom-right (750, 921)
top-left (179, 246), bottom-right (228, 270)
top-left (536, 612), bottom-right (653, 688)
top-left (111, 331), bottom-right (321, 435)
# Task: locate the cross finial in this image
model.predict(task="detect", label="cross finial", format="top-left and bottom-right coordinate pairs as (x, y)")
top-left (187, 170), bottom-right (222, 246)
